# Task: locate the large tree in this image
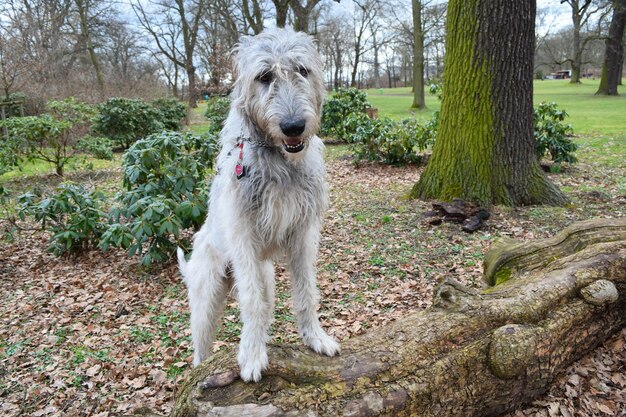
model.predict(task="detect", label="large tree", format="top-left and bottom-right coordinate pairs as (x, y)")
top-left (596, 0), bottom-right (626, 95)
top-left (411, 0), bottom-right (566, 206)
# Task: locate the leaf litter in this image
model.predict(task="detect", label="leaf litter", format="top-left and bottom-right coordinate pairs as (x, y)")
top-left (0, 141), bottom-right (624, 416)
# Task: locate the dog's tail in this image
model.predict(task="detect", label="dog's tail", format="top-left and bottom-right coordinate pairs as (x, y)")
top-left (177, 247), bottom-right (188, 284)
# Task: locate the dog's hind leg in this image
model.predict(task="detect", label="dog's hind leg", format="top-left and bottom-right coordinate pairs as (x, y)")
top-left (180, 242), bottom-right (229, 367)
top-left (287, 226), bottom-right (340, 357)
top-left (232, 257), bottom-right (275, 382)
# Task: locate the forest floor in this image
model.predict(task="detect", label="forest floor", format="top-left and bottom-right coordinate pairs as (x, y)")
top-left (0, 136), bottom-right (625, 416)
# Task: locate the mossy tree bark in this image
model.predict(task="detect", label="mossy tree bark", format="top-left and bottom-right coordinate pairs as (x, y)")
top-left (167, 218), bottom-right (626, 417)
top-left (596, 0), bottom-right (626, 96)
top-left (411, 0), bottom-right (566, 206)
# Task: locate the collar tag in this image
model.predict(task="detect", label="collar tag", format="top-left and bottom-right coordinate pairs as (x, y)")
top-left (235, 140), bottom-right (246, 180)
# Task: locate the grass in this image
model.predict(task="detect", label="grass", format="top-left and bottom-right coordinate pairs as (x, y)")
top-left (365, 79), bottom-right (626, 135)
top-left (0, 154), bottom-right (121, 182)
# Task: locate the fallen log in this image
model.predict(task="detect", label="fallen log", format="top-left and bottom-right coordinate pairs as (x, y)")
top-left (170, 218), bottom-right (626, 417)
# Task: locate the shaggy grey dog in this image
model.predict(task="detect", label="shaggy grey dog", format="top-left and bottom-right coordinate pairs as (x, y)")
top-left (178, 27), bottom-right (340, 382)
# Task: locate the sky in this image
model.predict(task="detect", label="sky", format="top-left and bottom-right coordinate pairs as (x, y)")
top-left (537, 0), bottom-right (573, 30)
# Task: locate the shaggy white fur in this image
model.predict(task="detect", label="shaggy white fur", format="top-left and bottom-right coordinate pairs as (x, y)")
top-left (178, 27), bottom-right (340, 382)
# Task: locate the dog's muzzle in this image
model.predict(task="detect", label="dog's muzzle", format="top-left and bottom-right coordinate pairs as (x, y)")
top-left (280, 118), bottom-right (306, 153)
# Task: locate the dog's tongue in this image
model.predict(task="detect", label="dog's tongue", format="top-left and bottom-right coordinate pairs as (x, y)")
top-left (284, 138), bottom-right (303, 146)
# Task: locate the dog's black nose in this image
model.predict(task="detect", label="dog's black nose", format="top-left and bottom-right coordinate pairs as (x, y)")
top-left (280, 118), bottom-right (306, 137)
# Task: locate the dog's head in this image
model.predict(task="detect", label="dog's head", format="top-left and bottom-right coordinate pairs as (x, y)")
top-left (231, 27), bottom-right (325, 161)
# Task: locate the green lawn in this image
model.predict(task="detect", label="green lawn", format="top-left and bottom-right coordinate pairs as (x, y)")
top-left (365, 80), bottom-right (626, 135)
top-left (0, 154), bottom-right (121, 182)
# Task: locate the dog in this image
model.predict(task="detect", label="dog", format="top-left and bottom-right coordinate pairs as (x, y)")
top-left (178, 27), bottom-right (340, 382)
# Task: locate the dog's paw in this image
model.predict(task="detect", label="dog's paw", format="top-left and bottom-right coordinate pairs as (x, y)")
top-left (303, 330), bottom-right (341, 357)
top-left (238, 347), bottom-right (269, 383)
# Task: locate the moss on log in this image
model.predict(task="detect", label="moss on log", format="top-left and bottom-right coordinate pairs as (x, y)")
top-left (169, 219), bottom-right (626, 417)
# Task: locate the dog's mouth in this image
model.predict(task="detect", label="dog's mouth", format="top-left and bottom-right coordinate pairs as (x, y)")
top-left (282, 138), bottom-right (305, 153)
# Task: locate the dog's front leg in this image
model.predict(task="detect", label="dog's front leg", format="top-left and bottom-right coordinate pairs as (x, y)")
top-left (287, 226), bottom-right (341, 357)
top-left (232, 256), bottom-right (275, 382)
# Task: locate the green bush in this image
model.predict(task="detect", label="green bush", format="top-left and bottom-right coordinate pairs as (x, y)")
top-left (93, 97), bottom-right (164, 149)
top-left (17, 183), bottom-right (107, 255)
top-left (0, 98), bottom-right (97, 176)
top-left (343, 113), bottom-right (437, 165)
top-left (533, 102), bottom-right (577, 164)
top-left (100, 131), bottom-right (216, 265)
top-left (321, 87), bottom-right (371, 138)
top-left (0, 130), bottom-right (24, 175)
top-left (428, 83), bottom-right (443, 101)
top-left (152, 98), bottom-right (187, 130)
top-left (204, 96), bottom-right (231, 134)
top-left (76, 135), bottom-right (114, 160)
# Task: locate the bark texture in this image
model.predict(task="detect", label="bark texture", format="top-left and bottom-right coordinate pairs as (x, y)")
top-left (169, 218), bottom-right (626, 417)
top-left (411, 0), bottom-right (566, 206)
top-left (596, 0), bottom-right (626, 96)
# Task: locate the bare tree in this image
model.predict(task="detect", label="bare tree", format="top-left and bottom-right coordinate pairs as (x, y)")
top-left (560, 0), bottom-right (611, 82)
top-left (242, 0), bottom-right (264, 34)
top-left (0, 26), bottom-right (26, 98)
top-left (132, 0), bottom-right (209, 107)
top-left (318, 13), bottom-right (352, 89)
top-left (348, 0), bottom-right (381, 87)
top-left (73, 0), bottom-right (106, 98)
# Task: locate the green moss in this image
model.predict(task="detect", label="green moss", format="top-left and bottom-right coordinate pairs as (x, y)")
top-left (494, 267), bottom-right (513, 285)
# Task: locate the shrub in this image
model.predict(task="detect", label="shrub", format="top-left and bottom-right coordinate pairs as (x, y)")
top-left (0, 98), bottom-right (96, 176)
top-left (152, 97), bottom-right (187, 130)
top-left (428, 83), bottom-right (443, 101)
top-left (0, 130), bottom-right (24, 175)
top-left (76, 135), bottom-right (114, 160)
top-left (343, 113), bottom-right (437, 165)
top-left (533, 102), bottom-right (577, 164)
top-left (17, 183), bottom-right (107, 255)
top-left (0, 98), bottom-right (97, 176)
top-left (321, 87), bottom-right (371, 138)
top-left (100, 131), bottom-right (216, 265)
top-left (93, 97), bottom-right (164, 149)
top-left (204, 96), bottom-right (231, 134)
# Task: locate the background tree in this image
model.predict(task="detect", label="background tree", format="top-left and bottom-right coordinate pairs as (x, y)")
top-left (560, 0), bottom-right (609, 83)
top-left (132, 0), bottom-right (208, 107)
top-left (596, 0), bottom-right (626, 94)
top-left (242, 0), bottom-right (265, 34)
top-left (73, 0), bottom-right (106, 99)
top-left (411, 0), bottom-right (566, 206)
top-left (411, 0), bottom-right (425, 108)
top-left (349, 0), bottom-right (380, 87)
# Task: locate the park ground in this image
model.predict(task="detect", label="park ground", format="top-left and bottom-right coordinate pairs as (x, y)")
top-left (0, 80), bottom-right (624, 416)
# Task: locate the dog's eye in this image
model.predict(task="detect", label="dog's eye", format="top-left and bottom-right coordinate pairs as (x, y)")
top-left (298, 66), bottom-right (309, 77)
top-left (256, 71), bottom-right (273, 84)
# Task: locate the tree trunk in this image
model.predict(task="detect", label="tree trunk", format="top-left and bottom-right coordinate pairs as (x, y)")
top-left (168, 218), bottom-right (626, 417)
top-left (372, 35), bottom-right (381, 89)
top-left (411, 0), bottom-right (426, 109)
top-left (272, 0), bottom-right (290, 28)
top-left (565, 0), bottom-right (595, 84)
top-left (411, 0), bottom-right (566, 206)
top-left (596, 0), bottom-right (626, 95)
top-left (242, 0), bottom-right (264, 34)
top-left (75, 0), bottom-right (105, 99)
